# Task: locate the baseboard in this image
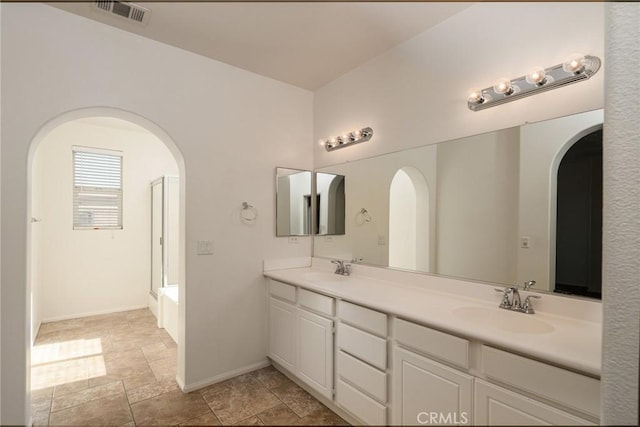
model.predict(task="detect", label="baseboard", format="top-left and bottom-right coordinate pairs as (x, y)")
top-left (41, 304), bottom-right (149, 323)
top-left (181, 359), bottom-right (271, 393)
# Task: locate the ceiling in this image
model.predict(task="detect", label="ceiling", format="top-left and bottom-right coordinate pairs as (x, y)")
top-left (49, 1), bottom-right (472, 90)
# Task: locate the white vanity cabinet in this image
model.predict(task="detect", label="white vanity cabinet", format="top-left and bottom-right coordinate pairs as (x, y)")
top-left (267, 280), bottom-right (335, 400)
top-left (474, 380), bottom-right (594, 425)
top-left (335, 301), bottom-right (389, 425)
top-left (392, 319), bottom-right (473, 426)
top-left (476, 346), bottom-right (599, 425)
top-left (297, 289), bottom-right (334, 399)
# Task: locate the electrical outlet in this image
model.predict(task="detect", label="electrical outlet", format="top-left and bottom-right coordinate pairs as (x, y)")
top-left (197, 240), bottom-right (213, 255)
top-left (521, 236), bottom-right (531, 249)
top-left (378, 235), bottom-right (387, 246)
top-left (324, 236), bottom-right (333, 242)
top-left (288, 236), bottom-right (299, 244)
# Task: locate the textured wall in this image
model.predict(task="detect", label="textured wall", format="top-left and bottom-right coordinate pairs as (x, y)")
top-left (602, 3), bottom-right (640, 425)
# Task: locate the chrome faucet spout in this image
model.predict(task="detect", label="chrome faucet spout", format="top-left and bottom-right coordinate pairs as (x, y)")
top-left (331, 259), bottom-right (351, 276)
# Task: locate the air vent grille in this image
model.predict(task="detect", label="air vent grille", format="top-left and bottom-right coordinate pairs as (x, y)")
top-left (93, 1), bottom-right (150, 25)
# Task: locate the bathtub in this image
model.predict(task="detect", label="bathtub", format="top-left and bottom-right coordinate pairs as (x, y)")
top-left (158, 285), bottom-right (178, 343)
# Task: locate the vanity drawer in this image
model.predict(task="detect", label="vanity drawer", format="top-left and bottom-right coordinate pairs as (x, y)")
top-left (337, 378), bottom-right (387, 426)
top-left (337, 350), bottom-right (387, 403)
top-left (482, 346), bottom-right (600, 418)
top-left (269, 280), bottom-right (296, 303)
top-left (338, 300), bottom-right (387, 337)
top-left (395, 318), bottom-right (469, 369)
top-left (337, 323), bottom-right (387, 370)
top-left (298, 288), bottom-right (334, 316)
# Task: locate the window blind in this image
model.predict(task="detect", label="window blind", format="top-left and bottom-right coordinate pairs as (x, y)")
top-left (73, 148), bottom-right (123, 229)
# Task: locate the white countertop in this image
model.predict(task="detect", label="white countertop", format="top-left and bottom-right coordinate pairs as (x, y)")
top-left (264, 265), bottom-right (602, 377)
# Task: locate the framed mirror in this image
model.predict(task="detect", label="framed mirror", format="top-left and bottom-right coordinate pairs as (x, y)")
top-left (275, 167), bottom-right (312, 236)
top-left (314, 109), bottom-right (604, 299)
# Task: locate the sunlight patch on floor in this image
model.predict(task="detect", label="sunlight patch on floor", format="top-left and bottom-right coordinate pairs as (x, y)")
top-left (31, 338), bottom-right (106, 391)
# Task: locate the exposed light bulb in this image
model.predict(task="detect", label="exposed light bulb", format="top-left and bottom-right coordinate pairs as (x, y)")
top-left (493, 78), bottom-right (514, 95)
top-left (354, 129), bottom-right (362, 138)
top-left (526, 67), bottom-right (547, 85)
top-left (468, 89), bottom-right (484, 104)
top-left (563, 53), bottom-right (586, 73)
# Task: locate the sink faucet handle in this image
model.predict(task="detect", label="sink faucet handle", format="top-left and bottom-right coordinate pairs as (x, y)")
top-left (522, 295), bottom-right (541, 314)
top-left (495, 288), bottom-right (512, 308)
top-left (523, 280), bottom-right (536, 290)
top-left (343, 263), bottom-right (351, 276)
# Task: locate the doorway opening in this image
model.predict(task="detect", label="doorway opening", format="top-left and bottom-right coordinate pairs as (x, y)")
top-left (389, 167), bottom-right (430, 272)
top-left (554, 129), bottom-right (603, 298)
top-left (28, 109), bottom-right (185, 424)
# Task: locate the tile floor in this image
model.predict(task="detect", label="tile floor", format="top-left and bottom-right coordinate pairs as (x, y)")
top-left (31, 308), bottom-right (348, 426)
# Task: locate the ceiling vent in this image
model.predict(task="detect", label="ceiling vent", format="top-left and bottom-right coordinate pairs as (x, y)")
top-left (93, 1), bottom-right (151, 26)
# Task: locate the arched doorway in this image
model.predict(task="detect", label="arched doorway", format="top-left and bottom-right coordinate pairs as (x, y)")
top-left (389, 167), bottom-right (429, 272)
top-left (26, 108), bottom-right (187, 421)
top-left (554, 129), bottom-right (603, 298)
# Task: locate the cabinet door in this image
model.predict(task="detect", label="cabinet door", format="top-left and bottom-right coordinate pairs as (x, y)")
top-left (392, 347), bottom-right (473, 426)
top-left (268, 297), bottom-right (297, 372)
top-left (297, 308), bottom-right (334, 399)
top-left (474, 380), bottom-right (594, 426)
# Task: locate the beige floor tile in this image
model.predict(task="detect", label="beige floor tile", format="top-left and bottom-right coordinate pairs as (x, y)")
top-left (271, 381), bottom-right (324, 418)
top-left (201, 376), bottom-right (281, 425)
top-left (49, 392), bottom-right (133, 426)
top-left (149, 355), bottom-right (177, 382)
top-left (126, 378), bottom-right (179, 404)
top-left (256, 403), bottom-right (301, 425)
top-left (51, 380), bottom-right (124, 412)
top-left (126, 308), bottom-right (155, 320)
top-left (104, 350), bottom-right (153, 379)
top-left (297, 406), bottom-right (351, 426)
top-left (253, 366), bottom-right (292, 390)
top-left (121, 370), bottom-right (158, 391)
top-left (53, 379), bottom-right (89, 397)
top-left (130, 389), bottom-right (210, 425)
top-left (234, 415), bottom-right (265, 425)
top-left (141, 341), bottom-right (177, 362)
top-left (31, 386), bottom-right (54, 403)
top-left (31, 358), bottom-right (88, 390)
top-left (179, 411), bottom-right (221, 426)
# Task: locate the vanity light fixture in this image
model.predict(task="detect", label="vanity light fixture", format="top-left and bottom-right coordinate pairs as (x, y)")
top-left (467, 53), bottom-right (601, 111)
top-left (323, 127), bottom-right (373, 151)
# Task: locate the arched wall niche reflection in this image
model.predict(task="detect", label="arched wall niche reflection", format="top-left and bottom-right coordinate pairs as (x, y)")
top-left (389, 166), bottom-right (429, 272)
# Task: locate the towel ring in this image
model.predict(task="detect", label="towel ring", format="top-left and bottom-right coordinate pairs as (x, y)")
top-left (356, 208), bottom-right (372, 225)
top-left (240, 202), bottom-right (258, 224)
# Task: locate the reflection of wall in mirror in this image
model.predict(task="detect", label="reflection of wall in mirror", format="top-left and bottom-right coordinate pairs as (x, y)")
top-left (277, 171), bottom-right (312, 236)
top-left (517, 109), bottom-right (604, 291)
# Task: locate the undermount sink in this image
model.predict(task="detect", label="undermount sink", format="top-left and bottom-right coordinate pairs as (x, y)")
top-left (302, 271), bottom-right (348, 283)
top-left (452, 306), bottom-right (555, 334)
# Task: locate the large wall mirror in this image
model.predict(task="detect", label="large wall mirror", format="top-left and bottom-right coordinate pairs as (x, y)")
top-left (276, 167), bottom-right (312, 236)
top-left (314, 109), bottom-right (604, 299)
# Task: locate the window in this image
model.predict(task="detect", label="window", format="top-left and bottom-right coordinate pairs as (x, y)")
top-left (73, 147), bottom-right (123, 229)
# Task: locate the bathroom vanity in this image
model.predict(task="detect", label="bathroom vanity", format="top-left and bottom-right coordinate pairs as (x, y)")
top-left (263, 259), bottom-right (601, 426)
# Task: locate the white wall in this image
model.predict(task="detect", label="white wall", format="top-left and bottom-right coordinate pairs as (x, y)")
top-left (314, 2), bottom-right (604, 169)
top-left (32, 119), bottom-right (178, 323)
top-left (517, 110), bottom-right (604, 291)
top-left (0, 4), bottom-right (313, 424)
top-left (601, 3), bottom-right (640, 424)
top-left (435, 127), bottom-right (520, 285)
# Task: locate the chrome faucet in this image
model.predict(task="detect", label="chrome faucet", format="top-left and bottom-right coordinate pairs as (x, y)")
top-left (494, 280), bottom-right (540, 314)
top-left (331, 259), bottom-right (351, 276)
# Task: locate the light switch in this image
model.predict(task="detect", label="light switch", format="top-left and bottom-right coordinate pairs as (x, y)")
top-left (197, 240), bottom-right (213, 255)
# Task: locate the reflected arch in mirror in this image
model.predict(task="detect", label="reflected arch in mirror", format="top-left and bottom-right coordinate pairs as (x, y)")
top-left (389, 167), bottom-right (430, 272)
top-left (551, 128), bottom-right (603, 298)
